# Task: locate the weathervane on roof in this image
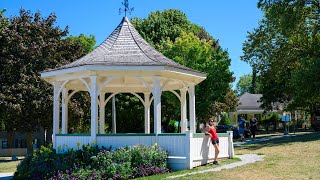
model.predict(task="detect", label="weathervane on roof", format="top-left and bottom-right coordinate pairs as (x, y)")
top-left (119, 0), bottom-right (134, 17)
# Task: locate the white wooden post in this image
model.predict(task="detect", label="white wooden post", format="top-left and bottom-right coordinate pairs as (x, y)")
top-left (189, 83), bottom-right (196, 133)
top-left (99, 92), bottom-right (105, 134)
top-left (112, 96), bottom-right (117, 133)
top-left (53, 81), bottom-right (61, 149)
top-left (153, 77), bottom-right (162, 134)
top-left (144, 92), bottom-right (151, 134)
top-left (185, 131), bottom-right (193, 169)
top-left (90, 76), bottom-right (98, 142)
top-left (61, 88), bottom-right (68, 134)
top-left (227, 131), bottom-right (234, 158)
top-left (180, 89), bottom-right (187, 133)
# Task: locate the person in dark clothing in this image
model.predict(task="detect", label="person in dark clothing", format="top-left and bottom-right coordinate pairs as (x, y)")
top-left (238, 115), bottom-right (246, 142)
top-left (250, 115), bottom-right (258, 141)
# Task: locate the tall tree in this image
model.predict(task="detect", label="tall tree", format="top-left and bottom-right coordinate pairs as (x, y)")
top-left (66, 34), bottom-right (96, 53)
top-left (236, 73), bottom-right (261, 96)
top-left (0, 9), bottom-right (95, 150)
top-left (132, 9), bottom-right (236, 125)
top-left (242, 0), bottom-right (320, 112)
top-left (236, 74), bottom-right (253, 96)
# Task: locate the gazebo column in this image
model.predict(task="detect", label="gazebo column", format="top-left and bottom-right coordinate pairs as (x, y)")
top-left (189, 83), bottom-right (196, 133)
top-left (112, 96), bottom-right (116, 133)
top-left (99, 92), bottom-right (105, 134)
top-left (144, 92), bottom-right (151, 134)
top-left (53, 81), bottom-right (61, 149)
top-left (180, 89), bottom-right (187, 133)
top-left (90, 76), bottom-right (98, 141)
top-left (61, 88), bottom-right (69, 134)
top-left (153, 77), bottom-right (162, 134)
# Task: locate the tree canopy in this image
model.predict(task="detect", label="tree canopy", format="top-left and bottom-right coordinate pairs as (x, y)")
top-left (242, 0), bottom-right (320, 112)
top-left (236, 73), bottom-right (262, 96)
top-left (236, 74), bottom-right (253, 96)
top-left (132, 9), bottom-right (237, 124)
top-left (0, 9), bottom-right (95, 148)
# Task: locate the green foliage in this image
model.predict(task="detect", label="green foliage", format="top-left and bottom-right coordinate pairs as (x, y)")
top-left (14, 143), bottom-right (101, 179)
top-left (14, 144), bottom-right (169, 179)
top-left (236, 74), bottom-right (252, 95)
top-left (131, 9), bottom-right (194, 46)
top-left (260, 113), bottom-right (281, 131)
top-left (163, 32), bottom-right (235, 121)
top-left (132, 10), bottom-right (236, 123)
top-left (266, 113), bottom-right (281, 123)
top-left (66, 34), bottom-right (96, 53)
top-left (241, 0), bottom-right (320, 112)
top-left (167, 119), bottom-right (178, 133)
top-left (219, 114), bottom-right (231, 125)
top-left (236, 72), bottom-right (262, 96)
top-left (0, 9), bottom-right (96, 144)
top-left (105, 93), bottom-right (144, 133)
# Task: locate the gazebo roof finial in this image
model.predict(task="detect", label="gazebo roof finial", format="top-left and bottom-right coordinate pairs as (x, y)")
top-left (119, 0), bottom-right (134, 17)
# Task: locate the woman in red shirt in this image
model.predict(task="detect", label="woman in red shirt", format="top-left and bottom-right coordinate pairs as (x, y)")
top-left (205, 118), bottom-right (220, 165)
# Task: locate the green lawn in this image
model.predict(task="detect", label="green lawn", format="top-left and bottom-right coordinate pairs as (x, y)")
top-left (175, 132), bottom-right (320, 180)
top-left (0, 157), bottom-right (21, 173)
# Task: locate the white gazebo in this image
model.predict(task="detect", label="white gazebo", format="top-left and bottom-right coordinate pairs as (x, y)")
top-left (41, 16), bottom-right (234, 170)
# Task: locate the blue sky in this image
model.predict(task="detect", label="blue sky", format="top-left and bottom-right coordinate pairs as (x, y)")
top-left (2, 0), bottom-right (263, 88)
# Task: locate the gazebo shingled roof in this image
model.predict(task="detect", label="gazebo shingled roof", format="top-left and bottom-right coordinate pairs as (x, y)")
top-left (45, 17), bottom-right (198, 74)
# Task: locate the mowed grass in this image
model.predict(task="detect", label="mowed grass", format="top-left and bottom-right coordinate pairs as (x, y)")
top-left (0, 157), bottom-right (21, 173)
top-left (179, 132), bottom-right (320, 180)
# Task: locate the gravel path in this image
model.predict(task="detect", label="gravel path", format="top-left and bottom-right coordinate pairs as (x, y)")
top-left (167, 154), bottom-right (265, 179)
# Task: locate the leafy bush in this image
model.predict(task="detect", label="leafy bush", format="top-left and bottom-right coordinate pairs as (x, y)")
top-left (14, 143), bottom-right (101, 180)
top-left (14, 144), bottom-right (169, 180)
top-left (219, 114), bottom-right (231, 125)
top-left (261, 113), bottom-right (281, 131)
top-left (167, 119), bottom-right (178, 133)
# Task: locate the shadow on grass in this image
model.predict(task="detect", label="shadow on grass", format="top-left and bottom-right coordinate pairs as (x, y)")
top-left (236, 132), bottom-right (320, 151)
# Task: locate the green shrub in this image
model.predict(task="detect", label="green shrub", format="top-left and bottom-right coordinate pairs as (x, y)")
top-left (219, 114), bottom-right (231, 125)
top-left (14, 144), bottom-right (169, 180)
top-left (130, 144), bottom-right (167, 169)
top-left (261, 113), bottom-right (281, 131)
top-left (14, 143), bottom-right (100, 180)
top-left (167, 119), bottom-right (178, 133)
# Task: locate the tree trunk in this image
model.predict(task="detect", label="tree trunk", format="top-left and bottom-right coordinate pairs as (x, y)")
top-left (7, 131), bottom-right (15, 148)
top-left (251, 64), bottom-right (257, 94)
top-left (26, 131), bottom-right (33, 154)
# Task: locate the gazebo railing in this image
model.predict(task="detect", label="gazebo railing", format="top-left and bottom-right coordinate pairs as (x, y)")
top-left (55, 132), bottom-right (234, 170)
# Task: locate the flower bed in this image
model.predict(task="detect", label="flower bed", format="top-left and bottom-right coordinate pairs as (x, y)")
top-left (13, 144), bottom-right (169, 179)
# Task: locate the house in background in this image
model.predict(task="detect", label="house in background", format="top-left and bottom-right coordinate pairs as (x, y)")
top-left (228, 93), bottom-right (284, 125)
top-left (229, 93), bottom-right (264, 124)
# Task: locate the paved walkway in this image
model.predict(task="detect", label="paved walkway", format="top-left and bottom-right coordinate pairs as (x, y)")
top-left (167, 154), bottom-right (265, 179)
top-left (0, 172), bottom-right (14, 180)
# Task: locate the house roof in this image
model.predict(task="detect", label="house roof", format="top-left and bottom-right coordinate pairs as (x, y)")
top-left (45, 17), bottom-right (199, 74)
top-left (237, 93), bottom-right (263, 111)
